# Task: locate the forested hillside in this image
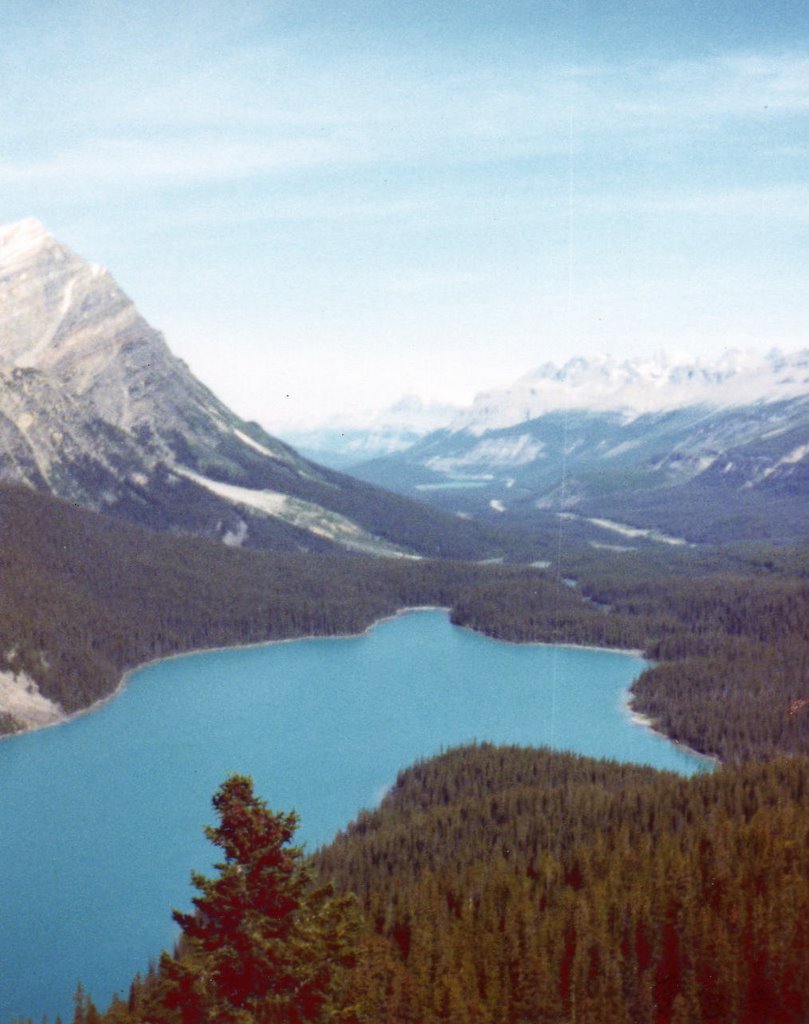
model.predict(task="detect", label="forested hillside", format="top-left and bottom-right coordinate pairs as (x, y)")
top-left (316, 745), bottom-right (809, 1024)
top-left (0, 482), bottom-right (585, 723)
top-left (65, 745), bottom-right (809, 1024)
top-left (2, 481), bottom-right (809, 764)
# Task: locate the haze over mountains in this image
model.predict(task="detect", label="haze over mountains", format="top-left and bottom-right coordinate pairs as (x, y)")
top-left (0, 218), bottom-right (501, 561)
top-left (284, 394), bottom-right (463, 468)
top-left (354, 349), bottom-right (809, 545)
top-left (2, 217), bottom-right (807, 558)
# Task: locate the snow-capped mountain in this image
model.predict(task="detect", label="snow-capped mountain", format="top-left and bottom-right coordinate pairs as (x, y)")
top-left (451, 350), bottom-right (809, 434)
top-left (0, 219), bottom-right (496, 560)
top-left (354, 351), bottom-right (809, 545)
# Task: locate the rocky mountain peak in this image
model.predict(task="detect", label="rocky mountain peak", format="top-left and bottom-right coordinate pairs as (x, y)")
top-left (0, 220), bottom-right (492, 560)
top-left (0, 217), bottom-right (52, 261)
top-left (0, 218), bottom-right (211, 440)
top-left (0, 217), bottom-right (125, 376)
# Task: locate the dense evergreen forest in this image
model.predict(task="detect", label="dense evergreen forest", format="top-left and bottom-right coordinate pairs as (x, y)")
top-left (316, 745), bottom-right (809, 1024)
top-left (53, 745), bottom-right (809, 1024)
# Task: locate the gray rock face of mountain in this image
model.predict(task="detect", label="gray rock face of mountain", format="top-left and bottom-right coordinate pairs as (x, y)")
top-left (1, 218), bottom-right (298, 461)
top-left (354, 353), bottom-right (809, 546)
top-left (0, 219), bottom-right (495, 560)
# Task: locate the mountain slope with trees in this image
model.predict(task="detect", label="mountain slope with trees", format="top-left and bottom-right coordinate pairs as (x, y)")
top-left (3, 488), bottom-right (809, 1023)
top-left (0, 481), bottom-right (585, 726)
top-left (57, 746), bottom-right (809, 1024)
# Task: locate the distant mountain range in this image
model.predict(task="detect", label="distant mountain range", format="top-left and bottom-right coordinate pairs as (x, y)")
top-left (283, 395), bottom-right (463, 469)
top-left (449, 350), bottom-right (809, 430)
top-left (353, 351), bottom-right (809, 545)
top-left (0, 218), bottom-right (501, 561)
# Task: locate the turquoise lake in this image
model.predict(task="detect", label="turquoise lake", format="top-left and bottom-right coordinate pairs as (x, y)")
top-left (0, 610), bottom-right (707, 1021)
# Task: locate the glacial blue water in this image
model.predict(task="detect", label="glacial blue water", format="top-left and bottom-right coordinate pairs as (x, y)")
top-left (0, 610), bottom-right (707, 1021)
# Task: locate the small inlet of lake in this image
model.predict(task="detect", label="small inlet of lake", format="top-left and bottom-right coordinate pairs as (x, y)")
top-left (0, 610), bottom-right (707, 1022)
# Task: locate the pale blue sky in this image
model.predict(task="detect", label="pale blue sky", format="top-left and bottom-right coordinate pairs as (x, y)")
top-left (2, 1), bottom-right (808, 428)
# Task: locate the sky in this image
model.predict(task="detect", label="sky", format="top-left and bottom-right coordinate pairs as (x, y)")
top-left (2, 0), bottom-right (808, 431)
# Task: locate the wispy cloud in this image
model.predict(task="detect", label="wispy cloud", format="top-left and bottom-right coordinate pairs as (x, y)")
top-left (159, 194), bottom-right (434, 228)
top-left (4, 35), bottom-right (808, 195)
top-left (0, 135), bottom-right (361, 187)
top-left (651, 55), bottom-right (809, 116)
top-left (577, 184), bottom-right (809, 221)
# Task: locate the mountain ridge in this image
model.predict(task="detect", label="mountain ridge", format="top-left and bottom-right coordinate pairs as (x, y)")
top-left (450, 348), bottom-right (809, 435)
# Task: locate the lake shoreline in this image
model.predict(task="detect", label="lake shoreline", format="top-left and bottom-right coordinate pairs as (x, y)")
top-left (458, 626), bottom-right (644, 659)
top-left (440, 621), bottom-right (723, 766)
top-left (1, 607), bottom-right (713, 770)
top-left (0, 606), bottom-right (450, 742)
top-left (622, 698), bottom-right (720, 768)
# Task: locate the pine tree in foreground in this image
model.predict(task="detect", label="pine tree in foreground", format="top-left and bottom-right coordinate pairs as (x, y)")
top-left (159, 775), bottom-right (359, 1023)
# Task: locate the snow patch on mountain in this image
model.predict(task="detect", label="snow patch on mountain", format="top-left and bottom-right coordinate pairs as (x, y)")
top-left (0, 218), bottom-right (51, 266)
top-left (757, 441), bottom-right (809, 481)
top-left (425, 434), bottom-right (545, 475)
top-left (602, 439), bottom-right (643, 459)
top-left (177, 468), bottom-right (287, 516)
top-left (559, 513), bottom-right (693, 547)
top-left (695, 455), bottom-right (718, 473)
top-left (176, 467), bottom-right (414, 557)
top-left (222, 518), bottom-right (249, 547)
top-left (233, 428), bottom-right (290, 462)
